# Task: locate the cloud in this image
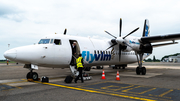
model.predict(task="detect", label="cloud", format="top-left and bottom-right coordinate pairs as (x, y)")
top-left (1, 0), bottom-right (180, 60)
top-left (0, 3), bottom-right (25, 22)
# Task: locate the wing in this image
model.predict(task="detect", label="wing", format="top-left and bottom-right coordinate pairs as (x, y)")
top-left (141, 33), bottom-right (180, 43)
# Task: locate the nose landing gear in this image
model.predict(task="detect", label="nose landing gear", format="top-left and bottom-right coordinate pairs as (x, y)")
top-left (26, 70), bottom-right (39, 81)
top-left (24, 64), bottom-right (39, 81)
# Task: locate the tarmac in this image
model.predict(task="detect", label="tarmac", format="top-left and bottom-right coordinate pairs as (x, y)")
top-left (0, 62), bottom-right (180, 101)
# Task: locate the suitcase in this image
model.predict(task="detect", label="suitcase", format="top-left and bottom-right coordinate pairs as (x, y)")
top-left (64, 75), bottom-right (73, 83)
top-left (41, 76), bottom-right (49, 83)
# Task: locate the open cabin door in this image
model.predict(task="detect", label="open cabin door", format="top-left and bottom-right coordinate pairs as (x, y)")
top-left (69, 40), bottom-right (81, 65)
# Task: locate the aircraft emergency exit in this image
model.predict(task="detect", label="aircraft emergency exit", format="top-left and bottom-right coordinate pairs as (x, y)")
top-left (4, 18), bottom-right (180, 81)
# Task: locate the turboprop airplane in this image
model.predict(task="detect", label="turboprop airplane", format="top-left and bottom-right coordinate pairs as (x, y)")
top-left (4, 18), bottom-right (180, 82)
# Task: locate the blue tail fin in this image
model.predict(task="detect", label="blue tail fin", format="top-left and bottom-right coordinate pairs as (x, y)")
top-left (142, 19), bottom-right (150, 37)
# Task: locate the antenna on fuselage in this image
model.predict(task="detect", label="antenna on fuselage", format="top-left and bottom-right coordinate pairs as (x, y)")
top-left (64, 28), bottom-right (67, 35)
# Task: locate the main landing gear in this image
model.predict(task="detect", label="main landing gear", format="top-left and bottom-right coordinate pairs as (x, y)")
top-left (136, 53), bottom-right (146, 75)
top-left (26, 70), bottom-right (39, 81)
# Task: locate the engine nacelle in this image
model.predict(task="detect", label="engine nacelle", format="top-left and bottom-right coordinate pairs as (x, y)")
top-left (140, 43), bottom-right (153, 53)
top-left (122, 46), bottom-right (132, 52)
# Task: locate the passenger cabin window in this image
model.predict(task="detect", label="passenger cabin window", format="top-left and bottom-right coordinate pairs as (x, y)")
top-left (38, 39), bottom-right (50, 44)
top-left (54, 39), bottom-right (61, 45)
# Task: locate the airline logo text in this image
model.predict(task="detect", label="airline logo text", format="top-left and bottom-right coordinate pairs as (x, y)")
top-left (82, 51), bottom-right (111, 63)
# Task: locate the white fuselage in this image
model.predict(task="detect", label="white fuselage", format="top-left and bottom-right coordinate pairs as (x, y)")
top-left (4, 34), bottom-right (150, 68)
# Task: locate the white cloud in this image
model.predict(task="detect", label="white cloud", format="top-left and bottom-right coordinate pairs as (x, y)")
top-left (0, 0), bottom-right (180, 59)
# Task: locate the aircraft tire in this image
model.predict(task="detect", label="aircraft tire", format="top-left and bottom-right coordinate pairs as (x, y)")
top-left (142, 67), bottom-right (146, 75)
top-left (87, 67), bottom-right (91, 71)
top-left (26, 72), bottom-right (39, 81)
top-left (115, 65), bottom-right (118, 69)
top-left (84, 67), bottom-right (91, 71)
top-left (122, 66), bottom-right (125, 69)
top-left (26, 72), bottom-right (31, 79)
top-left (97, 66), bottom-right (100, 69)
top-left (136, 67), bottom-right (140, 75)
top-left (32, 72), bottom-right (39, 81)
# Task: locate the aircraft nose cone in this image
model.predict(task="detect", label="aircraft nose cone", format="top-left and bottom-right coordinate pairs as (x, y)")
top-left (4, 49), bottom-right (17, 60)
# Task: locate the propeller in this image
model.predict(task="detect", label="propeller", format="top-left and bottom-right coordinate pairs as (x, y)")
top-left (105, 18), bottom-right (123, 61)
top-left (123, 27), bottom-right (139, 39)
top-left (119, 18), bottom-right (122, 61)
top-left (105, 31), bottom-right (117, 38)
top-left (64, 28), bottom-right (67, 35)
top-left (105, 18), bottom-right (139, 61)
top-left (119, 18), bottom-right (122, 37)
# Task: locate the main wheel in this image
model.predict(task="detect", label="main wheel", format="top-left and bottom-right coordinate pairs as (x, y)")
top-left (100, 66), bottom-right (104, 69)
top-left (97, 66), bottom-right (100, 69)
top-left (115, 65), bottom-right (118, 69)
top-left (85, 67), bottom-right (91, 71)
top-left (136, 67), bottom-right (140, 75)
top-left (141, 67), bottom-right (146, 75)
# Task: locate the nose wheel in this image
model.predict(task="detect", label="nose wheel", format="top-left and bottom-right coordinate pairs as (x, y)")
top-left (26, 70), bottom-right (39, 81)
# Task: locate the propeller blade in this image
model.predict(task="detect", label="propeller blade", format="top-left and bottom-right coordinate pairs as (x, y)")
top-left (105, 43), bottom-right (117, 51)
top-left (64, 28), bottom-right (67, 35)
top-left (119, 44), bottom-right (121, 61)
top-left (105, 31), bottom-right (117, 39)
top-left (123, 27), bottom-right (139, 39)
top-left (119, 18), bottom-right (122, 37)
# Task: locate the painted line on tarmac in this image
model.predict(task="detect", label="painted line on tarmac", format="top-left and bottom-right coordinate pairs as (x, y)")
top-left (0, 84), bottom-right (21, 91)
top-left (0, 78), bottom-right (64, 88)
top-left (33, 81), bottom-right (156, 101)
top-left (109, 72), bottom-right (163, 78)
top-left (78, 81), bottom-right (180, 101)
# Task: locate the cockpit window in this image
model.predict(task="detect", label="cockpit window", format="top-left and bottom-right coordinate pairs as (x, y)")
top-left (38, 39), bottom-right (50, 44)
top-left (54, 39), bottom-right (61, 45)
top-left (50, 39), bottom-right (54, 44)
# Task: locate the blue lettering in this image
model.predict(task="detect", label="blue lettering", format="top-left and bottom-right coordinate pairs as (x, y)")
top-left (103, 54), bottom-right (111, 61)
top-left (94, 54), bottom-right (100, 61)
top-left (86, 51), bottom-right (89, 61)
top-left (82, 51), bottom-right (111, 63)
top-left (82, 51), bottom-right (86, 59)
top-left (100, 52), bottom-right (104, 61)
top-left (89, 54), bottom-right (95, 63)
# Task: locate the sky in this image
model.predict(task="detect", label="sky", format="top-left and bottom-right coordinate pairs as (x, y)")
top-left (1, 0), bottom-right (180, 60)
